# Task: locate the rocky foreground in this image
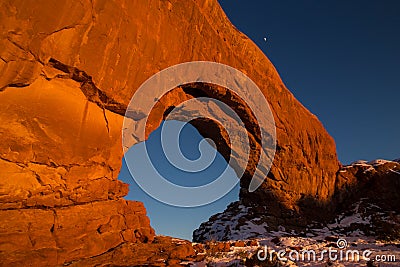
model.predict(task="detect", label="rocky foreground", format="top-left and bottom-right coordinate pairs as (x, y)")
top-left (186, 235), bottom-right (399, 266)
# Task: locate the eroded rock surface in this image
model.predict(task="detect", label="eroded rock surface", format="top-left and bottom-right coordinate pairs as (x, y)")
top-left (0, 0), bottom-right (344, 265)
top-left (65, 236), bottom-right (196, 267)
top-left (0, 200), bottom-right (154, 266)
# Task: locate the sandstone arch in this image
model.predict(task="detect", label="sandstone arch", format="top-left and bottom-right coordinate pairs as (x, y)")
top-left (0, 0), bottom-right (339, 265)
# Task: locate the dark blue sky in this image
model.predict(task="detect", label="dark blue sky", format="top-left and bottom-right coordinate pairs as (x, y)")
top-left (219, 0), bottom-right (399, 163)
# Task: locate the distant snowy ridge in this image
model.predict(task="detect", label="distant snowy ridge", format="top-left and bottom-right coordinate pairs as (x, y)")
top-left (349, 158), bottom-right (398, 166)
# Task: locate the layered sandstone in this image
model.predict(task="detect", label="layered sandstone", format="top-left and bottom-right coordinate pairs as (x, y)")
top-left (0, 200), bottom-right (154, 266)
top-left (1, 0), bottom-right (341, 265)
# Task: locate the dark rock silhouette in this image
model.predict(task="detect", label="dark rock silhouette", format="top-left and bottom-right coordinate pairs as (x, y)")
top-left (194, 160), bottom-right (400, 242)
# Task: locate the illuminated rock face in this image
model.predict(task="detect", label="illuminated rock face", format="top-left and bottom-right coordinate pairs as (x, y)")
top-left (0, 0), bottom-right (340, 265)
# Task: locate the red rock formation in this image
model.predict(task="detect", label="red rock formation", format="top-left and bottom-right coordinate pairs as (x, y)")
top-left (0, 200), bottom-right (155, 266)
top-left (64, 236), bottom-right (195, 267)
top-left (1, 0), bottom-right (341, 265)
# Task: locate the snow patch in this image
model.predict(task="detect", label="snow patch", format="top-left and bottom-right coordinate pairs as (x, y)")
top-left (367, 159), bottom-right (393, 166)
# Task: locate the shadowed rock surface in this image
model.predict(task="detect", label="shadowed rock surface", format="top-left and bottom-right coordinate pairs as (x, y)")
top-left (0, 0), bottom-right (373, 265)
top-left (194, 160), bottom-right (400, 242)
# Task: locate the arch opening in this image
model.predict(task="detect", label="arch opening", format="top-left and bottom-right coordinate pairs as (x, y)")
top-left (118, 120), bottom-right (240, 240)
top-left (119, 80), bottom-right (276, 240)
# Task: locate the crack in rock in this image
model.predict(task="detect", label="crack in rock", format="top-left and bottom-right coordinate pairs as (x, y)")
top-left (47, 58), bottom-right (127, 116)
